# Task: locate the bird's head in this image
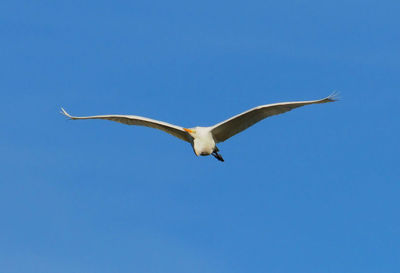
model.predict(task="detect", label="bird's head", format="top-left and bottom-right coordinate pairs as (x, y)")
top-left (183, 128), bottom-right (197, 137)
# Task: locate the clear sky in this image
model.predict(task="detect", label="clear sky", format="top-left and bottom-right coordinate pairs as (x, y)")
top-left (1, 0), bottom-right (399, 272)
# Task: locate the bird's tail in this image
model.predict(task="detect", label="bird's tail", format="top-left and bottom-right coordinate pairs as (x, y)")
top-left (212, 151), bottom-right (224, 162)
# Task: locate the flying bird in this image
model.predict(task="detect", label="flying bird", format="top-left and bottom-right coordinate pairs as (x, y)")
top-left (61, 93), bottom-right (338, 162)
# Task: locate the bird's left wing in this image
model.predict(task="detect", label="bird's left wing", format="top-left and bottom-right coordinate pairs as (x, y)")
top-left (211, 93), bottom-right (338, 143)
top-left (60, 108), bottom-right (192, 142)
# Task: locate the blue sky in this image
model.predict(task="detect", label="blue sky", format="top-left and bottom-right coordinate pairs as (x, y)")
top-left (1, 0), bottom-right (399, 272)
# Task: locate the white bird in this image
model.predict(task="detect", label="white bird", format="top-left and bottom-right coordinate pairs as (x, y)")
top-left (61, 93), bottom-right (338, 162)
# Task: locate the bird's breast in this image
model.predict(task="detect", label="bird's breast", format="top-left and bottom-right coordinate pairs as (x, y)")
top-left (193, 135), bottom-right (215, 156)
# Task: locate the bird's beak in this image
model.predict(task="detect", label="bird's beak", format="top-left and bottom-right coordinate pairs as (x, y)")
top-left (184, 128), bottom-right (193, 133)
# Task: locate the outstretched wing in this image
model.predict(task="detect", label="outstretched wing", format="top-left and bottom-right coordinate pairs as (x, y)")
top-left (211, 92), bottom-right (338, 143)
top-left (60, 108), bottom-right (192, 143)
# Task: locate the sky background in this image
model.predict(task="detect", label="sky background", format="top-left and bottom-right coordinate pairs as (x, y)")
top-left (1, 0), bottom-right (399, 272)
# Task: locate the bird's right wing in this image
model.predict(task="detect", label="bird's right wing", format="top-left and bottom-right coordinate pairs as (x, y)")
top-left (211, 93), bottom-right (338, 143)
top-left (60, 108), bottom-right (192, 143)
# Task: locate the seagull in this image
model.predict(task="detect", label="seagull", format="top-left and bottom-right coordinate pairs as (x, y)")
top-left (61, 93), bottom-right (338, 162)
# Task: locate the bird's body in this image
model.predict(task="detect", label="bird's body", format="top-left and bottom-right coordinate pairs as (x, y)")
top-left (190, 127), bottom-right (215, 156)
top-left (61, 93), bottom-right (338, 162)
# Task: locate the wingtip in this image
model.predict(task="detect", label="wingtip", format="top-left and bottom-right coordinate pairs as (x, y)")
top-left (60, 107), bottom-right (73, 119)
top-left (327, 91), bottom-right (340, 101)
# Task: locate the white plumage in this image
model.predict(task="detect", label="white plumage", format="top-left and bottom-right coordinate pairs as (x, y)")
top-left (61, 93), bottom-right (338, 161)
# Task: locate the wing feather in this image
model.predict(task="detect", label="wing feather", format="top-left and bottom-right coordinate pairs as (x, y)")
top-left (60, 108), bottom-right (192, 142)
top-left (211, 93), bottom-right (338, 143)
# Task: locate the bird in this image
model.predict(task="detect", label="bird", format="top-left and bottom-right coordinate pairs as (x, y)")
top-left (61, 93), bottom-right (338, 162)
